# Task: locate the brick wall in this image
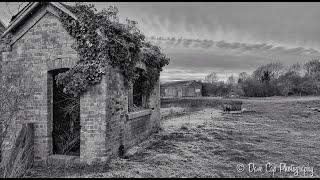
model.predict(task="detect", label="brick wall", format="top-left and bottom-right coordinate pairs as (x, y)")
top-left (104, 67), bottom-right (127, 161)
top-left (80, 75), bottom-right (108, 164)
top-left (104, 66), bottom-right (161, 158)
top-left (124, 79), bottom-right (161, 150)
top-left (1, 5), bottom-right (78, 165)
top-left (148, 79), bottom-right (161, 134)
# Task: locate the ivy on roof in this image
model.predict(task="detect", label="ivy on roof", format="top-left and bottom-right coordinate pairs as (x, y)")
top-left (54, 3), bottom-right (170, 97)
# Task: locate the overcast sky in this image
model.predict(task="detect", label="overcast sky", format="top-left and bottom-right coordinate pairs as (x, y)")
top-left (1, 2), bottom-right (320, 82)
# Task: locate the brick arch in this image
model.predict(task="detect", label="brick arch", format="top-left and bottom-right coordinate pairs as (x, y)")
top-left (46, 57), bottom-right (77, 71)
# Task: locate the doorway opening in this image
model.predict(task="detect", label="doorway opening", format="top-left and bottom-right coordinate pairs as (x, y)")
top-left (49, 68), bottom-right (80, 156)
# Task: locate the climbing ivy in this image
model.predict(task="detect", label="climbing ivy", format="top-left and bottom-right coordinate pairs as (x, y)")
top-left (55, 3), bottom-right (170, 97)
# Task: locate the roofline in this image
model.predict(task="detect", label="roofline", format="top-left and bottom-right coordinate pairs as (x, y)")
top-left (2, 2), bottom-right (77, 36)
top-left (161, 80), bottom-right (202, 87)
top-left (51, 2), bottom-right (78, 20)
top-left (2, 2), bottom-right (38, 36)
top-left (11, 2), bottom-right (34, 23)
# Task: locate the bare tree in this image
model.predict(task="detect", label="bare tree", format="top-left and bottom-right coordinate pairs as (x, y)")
top-left (304, 58), bottom-right (320, 95)
top-left (253, 62), bottom-right (284, 83)
top-left (226, 75), bottom-right (237, 85)
top-left (238, 72), bottom-right (250, 84)
top-left (204, 72), bottom-right (218, 84)
top-left (287, 62), bottom-right (305, 76)
top-left (304, 58), bottom-right (320, 76)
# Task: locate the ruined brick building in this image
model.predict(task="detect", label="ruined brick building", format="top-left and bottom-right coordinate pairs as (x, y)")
top-left (161, 80), bottom-right (202, 98)
top-left (0, 2), bottom-right (161, 165)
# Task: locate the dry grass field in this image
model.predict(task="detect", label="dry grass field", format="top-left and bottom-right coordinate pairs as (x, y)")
top-left (25, 96), bottom-right (320, 178)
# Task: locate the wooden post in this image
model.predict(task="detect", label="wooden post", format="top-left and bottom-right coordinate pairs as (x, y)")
top-left (3, 123), bottom-right (34, 178)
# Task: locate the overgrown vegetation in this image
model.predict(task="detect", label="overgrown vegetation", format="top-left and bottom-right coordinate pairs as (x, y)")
top-left (0, 65), bottom-right (31, 148)
top-left (202, 59), bottom-right (320, 97)
top-left (55, 3), bottom-right (169, 97)
top-left (52, 69), bottom-right (80, 156)
top-left (0, 63), bottom-right (33, 177)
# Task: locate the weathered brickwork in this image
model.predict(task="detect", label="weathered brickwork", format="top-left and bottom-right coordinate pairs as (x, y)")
top-left (80, 75), bottom-right (108, 164)
top-left (124, 80), bottom-right (161, 149)
top-left (1, 3), bottom-right (161, 166)
top-left (1, 6), bottom-right (79, 166)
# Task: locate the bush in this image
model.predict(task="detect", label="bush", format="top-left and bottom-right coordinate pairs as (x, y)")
top-left (240, 78), bottom-right (279, 97)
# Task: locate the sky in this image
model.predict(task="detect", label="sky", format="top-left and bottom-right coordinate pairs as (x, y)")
top-left (1, 2), bottom-right (320, 82)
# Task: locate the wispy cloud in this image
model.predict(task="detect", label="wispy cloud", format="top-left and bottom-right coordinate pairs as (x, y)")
top-left (147, 36), bottom-right (320, 57)
top-left (160, 68), bottom-right (207, 82)
top-left (2, 2), bottom-right (320, 83)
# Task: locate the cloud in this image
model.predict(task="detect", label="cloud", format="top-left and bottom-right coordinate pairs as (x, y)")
top-left (147, 36), bottom-right (320, 57)
top-left (160, 68), bottom-right (207, 82)
top-left (157, 41), bottom-right (318, 83)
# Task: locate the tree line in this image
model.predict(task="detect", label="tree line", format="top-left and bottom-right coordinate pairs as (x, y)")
top-left (201, 59), bottom-right (320, 97)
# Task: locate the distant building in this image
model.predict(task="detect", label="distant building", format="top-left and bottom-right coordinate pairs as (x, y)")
top-left (161, 80), bottom-right (202, 98)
